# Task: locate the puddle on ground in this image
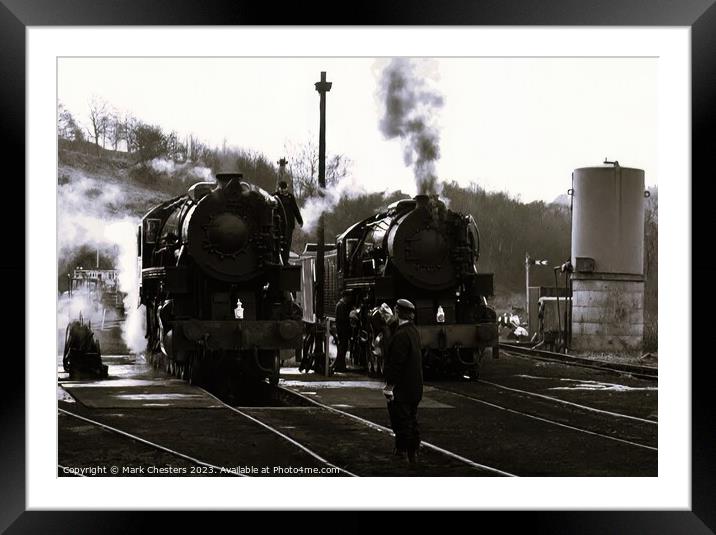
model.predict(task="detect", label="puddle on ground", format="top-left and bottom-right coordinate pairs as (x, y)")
top-left (57, 386), bottom-right (75, 403)
top-left (114, 393), bottom-right (203, 401)
top-left (549, 378), bottom-right (657, 392)
top-left (514, 375), bottom-right (656, 392)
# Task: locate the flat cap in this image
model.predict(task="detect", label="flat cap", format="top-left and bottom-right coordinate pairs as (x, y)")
top-left (395, 298), bottom-right (415, 311)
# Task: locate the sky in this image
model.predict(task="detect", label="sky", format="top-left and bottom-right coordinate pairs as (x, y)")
top-left (58, 57), bottom-right (657, 203)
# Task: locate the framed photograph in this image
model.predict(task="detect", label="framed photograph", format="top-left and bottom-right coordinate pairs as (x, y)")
top-left (5, 0), bottom-right (710, 530)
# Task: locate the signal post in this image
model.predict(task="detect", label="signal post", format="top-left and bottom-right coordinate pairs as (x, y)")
top-left (314, 71), bottom-right (332, 375)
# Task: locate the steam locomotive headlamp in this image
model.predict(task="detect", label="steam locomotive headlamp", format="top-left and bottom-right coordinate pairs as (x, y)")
top-left (436, 305), bottom-right (446, 323)
top-left (234, 299), bottom-right (244, 319)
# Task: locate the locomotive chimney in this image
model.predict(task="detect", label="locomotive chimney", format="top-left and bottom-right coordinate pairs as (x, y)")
top-left (215, 172), bottom-right (243, 189)
top-left (414, 194), bottom-right (429, 208)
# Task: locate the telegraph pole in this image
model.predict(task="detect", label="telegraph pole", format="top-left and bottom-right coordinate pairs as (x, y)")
top-left (314, 71), bottom-right (332, 373)
top-left (525, 252), bottom-right (531, 322)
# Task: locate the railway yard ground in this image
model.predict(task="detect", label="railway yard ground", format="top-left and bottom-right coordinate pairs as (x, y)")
top-left (58, 348), bottom-right (658, 477)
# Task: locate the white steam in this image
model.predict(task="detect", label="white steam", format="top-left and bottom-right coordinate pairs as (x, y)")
top-left (191, 166), bottom-right (213, 180)
top-left (149, 157), bottom-right (213, 182)
top-left (57, 292), bottom-right (97, 328)
top-left (300, 175), bottom-right (368, 233)
top-left (105, 221), bottom-right (146, 353)
top-left (58, 171), bottom-right (145, 353)
top-left (150, 157), bottom-right (177, 174)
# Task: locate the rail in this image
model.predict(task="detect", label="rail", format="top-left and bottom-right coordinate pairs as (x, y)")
top-left (500, 343), bottom-right (658, 381)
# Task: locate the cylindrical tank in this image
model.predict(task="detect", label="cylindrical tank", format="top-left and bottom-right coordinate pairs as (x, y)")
top-left (571, 165), bottom-right (645, 274)
top-left (570, 163), bottom-right (646, 353)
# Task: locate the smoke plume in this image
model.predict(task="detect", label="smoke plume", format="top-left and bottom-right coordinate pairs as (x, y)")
top-left (58, 171), bottom-right (146, 353)
top-left (300, 175), bottom-right (367, 233)
top-left (378, 58), bottom-right (444, 195)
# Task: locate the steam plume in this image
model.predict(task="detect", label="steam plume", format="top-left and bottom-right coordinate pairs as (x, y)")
top-left (300, 175), bottom-right (367, 233)
top-left (149, 157), bottom-right (213, 181)
top-left (378, 58), bottom-right (444, 195)
top-left (58, 171), bottom-right (146, 353)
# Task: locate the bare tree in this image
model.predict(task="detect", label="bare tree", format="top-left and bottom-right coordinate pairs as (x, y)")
top-left (106, 111), bottom-right (125, 151)
top-left (165, 130), bottom-right (185, 160)
top-left (122, 113), bottom-right (138, 154)
top-left (57, 102), bottom-right (83, 142)
top-left (87, 96), bottom-right (109, 154)
top-left (284, 138), bottom-right (351, 201)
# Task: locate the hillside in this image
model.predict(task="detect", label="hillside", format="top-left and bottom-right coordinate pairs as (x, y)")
top-left (57, 138), bottom-right (657, 348)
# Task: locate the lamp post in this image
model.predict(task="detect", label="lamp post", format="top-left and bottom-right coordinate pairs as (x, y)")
top-left (525, 253), bottom-right (548, 329)
top-left (314, 71), bottom-right (332, 374)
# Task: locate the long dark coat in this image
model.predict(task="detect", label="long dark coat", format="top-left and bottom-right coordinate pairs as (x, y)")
top-left (275, 191), bottom-right (303, 230)
top-left (384, 322), bottom-right (423, 404)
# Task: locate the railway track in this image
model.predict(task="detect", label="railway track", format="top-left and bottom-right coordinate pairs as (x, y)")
top-left (425, 383), bottom-right (657, 451)
top-left (475, 378), bottom-right (657, 424)
top-left (274, 384), bottom-right (517, 477)
top-left (59, 399), bottom-right (350, 477)
top-left (499, 343), bottom-right (658, 381)
top-left (197, 388), bottom-right (357, 477)
top-left (58, 407), bottom-right (246, 476)
top-left (58, 348), bottom-right (656, 476)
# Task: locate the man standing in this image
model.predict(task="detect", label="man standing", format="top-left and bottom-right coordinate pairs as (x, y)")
top-left (383, 299), bottom-right (423, 465)
top-left (274, 180), bottom-right (303, 265)
top-left (332, 290), bottom-right (353, 373)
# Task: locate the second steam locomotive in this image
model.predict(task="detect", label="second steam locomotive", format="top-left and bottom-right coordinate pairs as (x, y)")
top-left (300, 194), bottom-right (499, 378)
top-left (138, 172), bottom-right (303, 386)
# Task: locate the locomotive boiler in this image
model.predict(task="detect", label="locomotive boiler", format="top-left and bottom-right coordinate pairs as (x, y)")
top-left (138, 172), bottom-right (303, 386)
top-left (335, 194), bottom-right (498, 377)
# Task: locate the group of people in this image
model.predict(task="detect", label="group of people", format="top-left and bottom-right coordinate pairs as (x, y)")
top-left (334, 293), bottom-right (423, 466)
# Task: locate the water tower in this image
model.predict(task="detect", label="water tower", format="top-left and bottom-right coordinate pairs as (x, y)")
top-left (570, 161), bottom-right (647, 353)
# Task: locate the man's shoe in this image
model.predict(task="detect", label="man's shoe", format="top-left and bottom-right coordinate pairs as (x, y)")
top-left (407, 447), bottom-right (419, 465)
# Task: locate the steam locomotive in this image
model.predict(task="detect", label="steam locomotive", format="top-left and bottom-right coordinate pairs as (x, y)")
top-left (325, 194), bottom-right (498, 377)
top-left (138, 172), bottom-right (303, 386)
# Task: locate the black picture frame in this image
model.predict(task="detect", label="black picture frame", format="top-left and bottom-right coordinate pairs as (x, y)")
top-left (4, 0), bottom-right (710, 531)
